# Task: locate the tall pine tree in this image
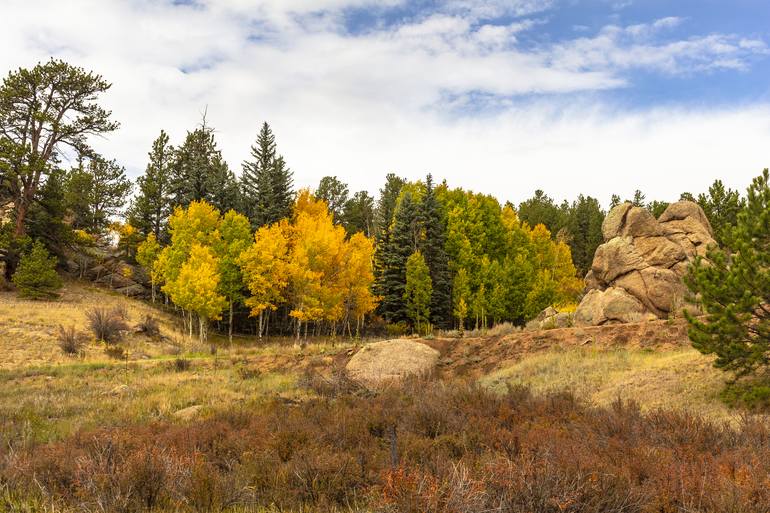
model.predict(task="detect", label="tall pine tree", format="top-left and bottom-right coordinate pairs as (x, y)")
top-left (419, 174), bottom-right (451, 328)
top-left (240, 122), bottom-right (293, 227)
top-left (128, 130), bottom-right (173, 241)
top-left (377, 190), bottom-right (419, 323)
top-left (170, 118), bottom-right (239, 212)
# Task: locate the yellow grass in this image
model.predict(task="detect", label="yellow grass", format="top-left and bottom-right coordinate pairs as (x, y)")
top-left (481, 346), bottom-right (734, 420)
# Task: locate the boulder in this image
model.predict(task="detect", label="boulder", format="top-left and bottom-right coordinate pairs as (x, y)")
top-left (591, 237), bottom-right (647, 283)
top-left (658, 201), bottom-right (713, 235)
top-left (601, 202), bottom-right (633, 241)
top-left (575, 200), bottom-right (715, 325)
top-left (574, 287), bottom-right (656, 326)
top-left (346, 339), bottom-right (440, 384)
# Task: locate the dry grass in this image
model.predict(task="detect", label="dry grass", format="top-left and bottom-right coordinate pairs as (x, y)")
top-left (481, 346), bottom-right (733, 420)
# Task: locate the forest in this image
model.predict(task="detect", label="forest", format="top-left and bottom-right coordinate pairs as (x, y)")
top-left (0, 60), bottom-right (745, 341)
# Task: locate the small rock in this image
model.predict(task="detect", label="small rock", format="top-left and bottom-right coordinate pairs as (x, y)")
top-left (173, 405), bottom-right (203, 421)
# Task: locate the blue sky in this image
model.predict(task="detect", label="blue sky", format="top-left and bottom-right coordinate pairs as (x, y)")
top-left (1, 0), bottom-right (769, 206)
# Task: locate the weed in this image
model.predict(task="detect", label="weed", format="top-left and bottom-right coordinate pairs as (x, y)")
top-left (86, 307), bottom-right (129, 344)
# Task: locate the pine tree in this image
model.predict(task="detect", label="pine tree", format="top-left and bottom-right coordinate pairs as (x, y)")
top-left (404, 250), bottom-right (432, 334)
top-left (372, 174), bottom-right (406, 317)
top-left (685, 169), bottom-right (770, 378)
top-left (696, 180), bottom-right (743, 245)
top-left (563, 195), bottom-right (604, 277)
top-left (12, 241), bottom-right (62, 299)
top-left (65, 156), bottom-right (132, 234)
top-left (419, 174), bottom-right (451, 328)
top-left (128, 130), bottom-right (174, 241)
top-left (240, 122), bottom-right (294, 227)
top-left (376, 190), bottom-right (419, 323)
top-left (170, 119), bottom-right (237, 211)
top-left (518, 190), bottom-right (567, 235)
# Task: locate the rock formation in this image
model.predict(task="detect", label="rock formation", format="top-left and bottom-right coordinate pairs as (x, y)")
top-left (574, 201), bottom-right (715, 326)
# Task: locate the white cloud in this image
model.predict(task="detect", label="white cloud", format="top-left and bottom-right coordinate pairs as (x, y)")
top-left (0, 0), bottom-right (767, 208)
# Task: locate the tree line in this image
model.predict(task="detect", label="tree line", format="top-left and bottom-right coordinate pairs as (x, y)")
top-left (0, 59), bottom-right (752, 340)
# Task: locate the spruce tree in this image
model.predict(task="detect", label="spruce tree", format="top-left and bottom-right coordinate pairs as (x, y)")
top-left (685, 169), bottom-right (770, 378)
top-left (128, 130), bottom-right (173, 241)
top-left (12, 241), bottom-right (62, 299)
top-left (696, 180), bottom-right (743, 245)
top-left (563, 195), bottom-right (604, 277)
top-left (372, 174), bottom-right (406, 310)
top-left (377, 191), bottom-right (419, 323)
top-left (240, 122), bottom-right (293, 227)
top-left (170, 118), bottom-right (237, 212)
top-left (419, 174), bottom-right (451, 328)
top-left (342, 190), bottom-right (375, 236)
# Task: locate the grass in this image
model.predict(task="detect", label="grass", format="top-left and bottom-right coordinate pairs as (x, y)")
top-left (480, 346), bottom-right (733, 420)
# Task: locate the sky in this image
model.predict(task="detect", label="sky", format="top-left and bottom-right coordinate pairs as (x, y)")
top-left (1, 0), bottom-right (769, 207)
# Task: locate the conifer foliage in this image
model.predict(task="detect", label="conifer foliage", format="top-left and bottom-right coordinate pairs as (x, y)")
top-left (11, 241), bottom-right (62, 299)
top-left (240, 122), bottom-right (294, 227)
top-left (686, 169), bottom-right (770, 378)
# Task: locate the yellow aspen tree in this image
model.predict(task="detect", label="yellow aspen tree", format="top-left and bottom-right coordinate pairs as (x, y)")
top-left (165, 244), bottom-right (227, 342)
top-left (238, 220), bottom-right (291, 338)
top-left (136, 233), bottom-right (160, 303)
top-left (339, 232), bottom-right (377, 337)
top-left (215, 210), bottom-right (252, 344)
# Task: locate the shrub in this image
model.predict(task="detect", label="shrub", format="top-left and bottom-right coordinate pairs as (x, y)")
top-left (86, 307), bottom-right (128, 344)
top-left (11, 241), bottom-right (62, 299)
top-left (136, 315), bottom-right (161, 338)
top-left (56, 325), bottom-right (85, 356)
top-left (173, 358), bottom-right (191, 372)
top-left (104, 344), bottom-right (126, 360)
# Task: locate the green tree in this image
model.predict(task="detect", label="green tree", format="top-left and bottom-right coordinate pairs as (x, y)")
top-left (316, 176), bottom-right (349, 222)
top-left (376, 190), bottom-right (419, 323)
top-left (647, 200), bottom-right (669, 218)
top-left (215, 210), bottom-right (252, 344)
top-left (452, 267), bottom-right (470, 334)
top-left (128, 130), bottom-right (174, 241)
top-left (65, 156), bottom-right (132, 234)
top-left (0, 59), bottom-right (118, 237)
top-left (630, 189), bottom-right (646, 207)
top-left (240, 122), bottom-right (293, 227)
top-left (685, 169), bottom-right (770, 378)
top-left (136, 233), bottom-right (161, 303)
top-left (170, 119), bottom-right (239, 212)
top-left (25, 168), bottom-right (71, 250)
top-left (696, 180), bottom-right (743, 245)
top-left (11, 241), bottom-right (62, 299)
top-left (342, 190), bottom-right (374, 236)
top-left (563, 195), bottom-right (604, 277)
top-left (419, 174), bottom-right (451, 328)
top-left (518, 190), bottom-right (567, 235)
top-left (404, 250), bottom-right (432, 333)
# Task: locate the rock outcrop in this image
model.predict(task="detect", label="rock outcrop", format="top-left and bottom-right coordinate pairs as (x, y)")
top-left (574, 201), bottom-right (715, 326)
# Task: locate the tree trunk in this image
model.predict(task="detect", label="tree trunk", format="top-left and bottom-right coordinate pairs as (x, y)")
top-left (13, 199), bottom-right (29, 237)
top-left (199, 316), bottom-right (206, 343)
top-left (257, 311), bottom-right (264, 339)
top-left (228, 301), bottom-right (233, 346)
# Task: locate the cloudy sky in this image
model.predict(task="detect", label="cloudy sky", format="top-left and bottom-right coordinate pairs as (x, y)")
top-left (2, 0), bottom-right (769, 206)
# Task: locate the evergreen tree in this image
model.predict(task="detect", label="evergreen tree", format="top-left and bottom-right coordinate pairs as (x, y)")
top-left (563, 195), bottom-right (604, 277)
top-left (630, 189), bottom-right (646, 207)
top-left (404, 250), bottom-right (432, 333)
top-left (377, 191), bottom-right (419, 323)
top-left (518, 190), bottom-right (568, 235)
top-left (65, 156), bottom-right (132, 234)
top-left (170, 119), bottom-right (237, 212)
top-left (419, 174), bottom-right (451, 328)
top-left (128, 130), bottom-right (173, 241)
top-left (609, 194), bottom-right (621, 210)
top-left (685, 169), bottom-right (770, 378)
top-left (316, 175), bottom-right (349, 222)
top-left (12, 241), bottom-right (62, 299)
top-left (647, 200), bottom-right (669, 218)
top-left (26, 168), bottom-right (71, 250)
top-left (696, 179), bottom-right (743, 245)
top-left (240, 122), bottom-right (293, 227)
top-left (373, 173), bottom-right (406, 239)
top-left (342, 190), bottom-right (375, 236)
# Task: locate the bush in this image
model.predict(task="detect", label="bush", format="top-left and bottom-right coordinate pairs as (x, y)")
top-left (173, 358), bottom-right (191, 372)
top-left (86, 307), bottom-right (128, 344)
top-left (11, 241), bottom-right (62, 299)
top-left (104, 344), bottom-right (126, 360)
top-left (136, 315), bottom-right (161, 338)
top-left (56, 325), bottom-right (85, 356)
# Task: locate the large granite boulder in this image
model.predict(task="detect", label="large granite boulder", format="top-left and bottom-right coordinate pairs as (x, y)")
top-left (575, 201), bottom-right (715, 325)
top-left (346, 339), bottom-right (440, 384)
